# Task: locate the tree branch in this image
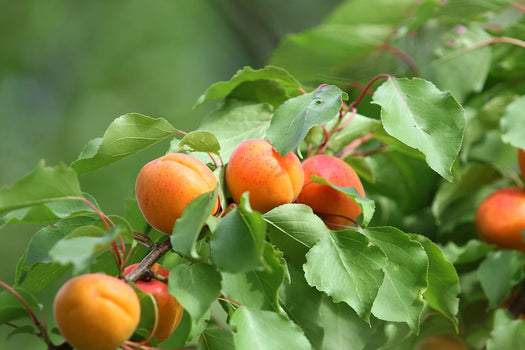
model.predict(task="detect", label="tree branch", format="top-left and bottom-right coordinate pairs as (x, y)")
top-left (124, 238), bottom-right (173, 282)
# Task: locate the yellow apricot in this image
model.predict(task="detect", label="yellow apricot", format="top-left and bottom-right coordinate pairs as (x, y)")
top-left (53, 273), bottom-right (140, 350)
top-left (135, 153), bottom-right (219, 234)
top-left (296, 154), bottom-right (365, 230)
top-left (225, 139), bottom-right (304, 213)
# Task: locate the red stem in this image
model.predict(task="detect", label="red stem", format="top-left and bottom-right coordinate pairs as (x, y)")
top-left (434, 36), bottom-right (525, 63)
top-left (379, 44), bottom-right (420, 76)
top-left (337, 132), bottom-right (374, 159)
top-left (350, 74), bottom-right (391, 109)
top-left (337, 108), bottom-right (357, 132)
top-left (218, 296), bottom-right (243, 307)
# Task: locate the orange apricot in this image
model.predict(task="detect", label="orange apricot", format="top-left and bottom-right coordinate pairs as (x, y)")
top-left (53, 273), bottom-right (140, 350)
top-left (296, 154), bottom-right (365, 230)
top-left (475, 187), bottom-right (525, 252)
top-left (124, 263), bottom-right (183, 344)
top-left (415, 335), bottom-right (468, 350)
top-left (225, 139), bottom-right (304, 213)
top-left (135, 153), bottom-right (219, 234)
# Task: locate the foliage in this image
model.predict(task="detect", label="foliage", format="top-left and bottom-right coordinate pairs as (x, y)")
top-left (1, 0), bottom-right (525, 349)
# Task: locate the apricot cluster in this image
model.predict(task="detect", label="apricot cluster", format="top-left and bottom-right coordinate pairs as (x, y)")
top-left (475, 149), bottom-right (525, 252)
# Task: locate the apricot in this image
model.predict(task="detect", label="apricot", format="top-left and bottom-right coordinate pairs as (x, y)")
top-left (135, 153), bottom-right (219, 234)
top-left (124, 263), bottom-right (183, 344)
top-left (415, 335), bottom-right (468, 350)
top-left (475, 187), bottom-right (525, 252)
top-left (296, 154), bottom-right (365, 230)
top-left (519, 149), bottom-right (525, 182)
top-left (225, 139), bottom-right (304, 213)
top-left (53, 273), bottom-right (140, 350)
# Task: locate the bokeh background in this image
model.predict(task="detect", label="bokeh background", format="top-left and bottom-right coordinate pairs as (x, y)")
top-left (0, 1), bottom-right (342, 348)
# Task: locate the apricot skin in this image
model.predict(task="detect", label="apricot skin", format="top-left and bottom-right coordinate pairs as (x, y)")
top-left (296, 155), bottom-right (365, 230)
top-left (225, 139), bottom-right (304, 213)
top-left (53, 273), bottom-right (140, 350)
top-left (475, 187), bottom-right (525, 252)
top-left (124, 263), bottom-right (183, 344)
top-left (135, 153), bottom-right (219, 234)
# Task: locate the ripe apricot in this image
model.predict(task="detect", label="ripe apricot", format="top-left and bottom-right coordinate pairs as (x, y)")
top-left (475, 187), bottom-right (525, 252)
top-left (124, 263), bottom-right (183, 344)
top-left (135, 153), bottom-right (219, 234)
top-left (415, 335), bottom-right (468, 350)
top-left (296, 154), bottom-right (365, 230)
top-left (519, 149), bottom-right (525, 182)
top-left (53, 273), bottom-right (140, 350)
top-left (225, 139), bottom-right (304, 213)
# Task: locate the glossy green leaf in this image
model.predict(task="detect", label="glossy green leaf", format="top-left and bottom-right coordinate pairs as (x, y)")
top-left (263, 203), bottom-right (327, 265)
top-left (210, 193), bottom-right (266, 273)
top-left (501, 96), bottom-right (525, 149)
top-left (230, 307), bottom-right (312, 350)
top-left (304, 229), bottom-right (387, 322)
top-left (198, 328), bottom-right (235, 350)
top-left (411, 234), bottom-right (460, 330)
top-left (367, 226), bottom-right (428, 332)
top-left (197, 100), bottom-right (273, 160)
top-left (311, 175), bottom-right (375, 226)
top-left (71, 113), bottom-right (179, 174)
top-left (194, 65), bottom-right (301, 108)
top-left (0, 161), bottom-right (82, 214)
top-left (267, 85), bottom-right (346, 156)
top-left (168, 263), bottom-right (221, 323)
top-left (171, 188), bottom-right (218, 260)
top-left (221, 243), bottom-right (285, 312)
top-left (372, 77), bottom-right (466, 181)
top-left (178, 131), bottom-right (221, 155)
top-left (477, 250), bottom-right (525, 307)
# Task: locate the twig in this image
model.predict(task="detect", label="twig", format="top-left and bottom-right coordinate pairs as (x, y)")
top-left (124, 238), bottom-right (173, 283)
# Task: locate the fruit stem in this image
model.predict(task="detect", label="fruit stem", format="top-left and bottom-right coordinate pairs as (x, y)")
top-left (336, 132), bottom-right (374, 159)
top-left (350, 74), bottom-right (391, 109)
top-left (379, 44), bottom-right (420, 76)
top-left (218, 296), bottom-right (243, 307)
top-left (124, 238), bottom-right (172, 283)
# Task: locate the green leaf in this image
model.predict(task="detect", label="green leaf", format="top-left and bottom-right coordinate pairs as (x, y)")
top-left (210, 193), bottom-right (266, 273)
top-left (319, 296), bottom-right (372, 350)
top-left (487, 309), bottom-right (525, 350)
top-left (221, 242), bottom-right (285, 312)
top-left (230, 307), bottom-right (312, 350)
top-left (49, 224), bottom-right (125, 274)
top-left (168, 263), bottom-right (221, 323)
top-left (311, 175), bottom-right (375, 226)
top-left (14, 261), bottom-right (69, 293)
top-left (0, 161), bottom-right (82, 214)
top-left (132, 288), bottom-right (158, 342)
top-left (501, 96), bottom-right (525, 149)
top-left (194, 65), bottom-right (301, 108)
top-left (198, 328), bottom-right (235, 350)
top-left (179, 131), bottom-right (221, 155)
top-left (431, 163), bottom-right (501, 222)
top-left (304, 229), bottom-right (387, 322)
top-left (197, 100), bottom-right (273, 161)
top-left (367, 226), bottom-right (428, 332)
top-left (279, 264), bottom-right (324, 350)
top-left (171, 188), bottom-right (218, 260)
top-left (477, 250), bottom-right (525, 307)
top-left (327, 114), bottom-right (381, 153)
top-left (71, 113), bottom-right (179, 174)
top-left (263, 203), bottom-right (327, 266)
top-left (0, 288), bottom-right (39, 324)
top-left (441, 240), bottom-right (493, 265)
top-left (411, 234), bottom-right (460, 330)
top-left (267, 85), bottom-right (346, 156)
top-left (327, 0), bottom-right (418, 26)
top-left (372, 77), bottom-right (466, 182)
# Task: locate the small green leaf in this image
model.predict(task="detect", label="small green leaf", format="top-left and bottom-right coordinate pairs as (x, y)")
top-left (131, 288), bottom-right (158, 343)
top-left (221, 242), bottom-right (285, 312)
top-left (194, 65), bottom-right (301, 108)
top-left (210, 193), bottom-right (266, 273)
top-left (230, 307), bottom-right (312, 350)
top-left (372, 77), bottom-right (466, 182)
top-left (0, 161), bottom-right (82, 214)
top-left (478, 250), bottom-right (525, 307)
top-left (263, 203), bottom-right (327, 265)
top-left (501, 96), bottom-right (525, 149)
top-left (311, 175), bottom-right (375, 226)
top-left (71, 113), bottom-right (179, 174)
top-left (304, 229), bottom-right (386, 322)
top-left (487, 309), bottom-right (525, 350)
top-left (171, 188), bottom-right (218, 260)
top-left (368, 226), bottom-right (428, 333)
top-left (198, 328), bottom-right (235, 350)
top-left (179, 131), bottom-right (221, 155)
top-left (411, 234), bottom-right (460, 331)
top-left (268, 85), bottom-right (346, 156)
top-left (441, 240), bottom-right (493, 265)
top-left (168, 263), bottom-right (221, 323)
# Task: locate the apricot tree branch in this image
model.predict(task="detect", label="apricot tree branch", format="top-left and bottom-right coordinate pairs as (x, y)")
top-left (124, 238), bottom-right (173, 283)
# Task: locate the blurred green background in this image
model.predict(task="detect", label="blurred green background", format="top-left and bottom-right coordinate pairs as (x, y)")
top-left (0, 1), bottom-right (341, 348)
